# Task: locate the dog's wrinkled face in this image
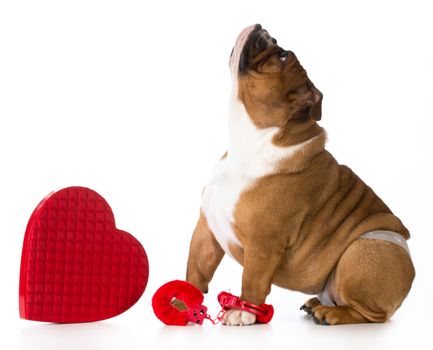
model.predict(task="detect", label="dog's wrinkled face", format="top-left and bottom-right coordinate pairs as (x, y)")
top-left (230, 24), bottom-right (322, 129)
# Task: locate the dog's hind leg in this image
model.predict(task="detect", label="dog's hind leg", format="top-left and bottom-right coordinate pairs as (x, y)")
top-left (307, 238), bottom-right (415, 325)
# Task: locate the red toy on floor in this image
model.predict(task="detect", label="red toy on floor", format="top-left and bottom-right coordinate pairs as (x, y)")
top-left (19, 187), bottom-right (149, 323)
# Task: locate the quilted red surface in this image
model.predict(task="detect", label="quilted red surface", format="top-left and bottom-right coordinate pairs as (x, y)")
top-left (19, 187), bottom-right (149, 323)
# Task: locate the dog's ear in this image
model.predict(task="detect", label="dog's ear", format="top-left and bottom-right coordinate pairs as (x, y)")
top-left (308, 83), bottom-right (323, 121)
top-left (290, 82), bottom-right (323, 121)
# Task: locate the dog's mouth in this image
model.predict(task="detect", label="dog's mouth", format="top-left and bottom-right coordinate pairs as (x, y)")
top-left (230, 24), bottom-right (278, 75)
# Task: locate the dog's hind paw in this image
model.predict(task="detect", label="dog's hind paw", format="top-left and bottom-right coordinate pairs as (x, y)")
top-left (300, 297), bottom-right (321, 315)
top-left (309, 305), bottom-right (371, 325)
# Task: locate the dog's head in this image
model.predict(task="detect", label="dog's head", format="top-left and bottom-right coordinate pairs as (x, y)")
top-left (229, 24), bottom-right (322, 130)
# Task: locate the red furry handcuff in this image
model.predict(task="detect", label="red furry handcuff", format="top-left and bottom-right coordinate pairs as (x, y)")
top-left (152, 280), bottom-right (274, 325)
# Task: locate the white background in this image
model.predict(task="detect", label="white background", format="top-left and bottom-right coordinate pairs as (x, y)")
top-left (1, 0), bottom-right (432, 349)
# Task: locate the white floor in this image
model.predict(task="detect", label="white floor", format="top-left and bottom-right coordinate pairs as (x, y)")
top-left (11, 311), bottom-right (430, 350)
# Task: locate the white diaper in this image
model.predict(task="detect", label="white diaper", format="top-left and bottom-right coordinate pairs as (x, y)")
top-left (361, 230), bottom-right (410, 255)
top-left (318, 230), bottom-right (410, 306)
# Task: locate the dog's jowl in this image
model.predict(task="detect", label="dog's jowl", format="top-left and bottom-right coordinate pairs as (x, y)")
top-left (186, 24), bottom-right (415, 326)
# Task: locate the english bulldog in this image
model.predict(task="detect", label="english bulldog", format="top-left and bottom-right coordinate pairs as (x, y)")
top-left (186, 24), bottom-right (415, 326)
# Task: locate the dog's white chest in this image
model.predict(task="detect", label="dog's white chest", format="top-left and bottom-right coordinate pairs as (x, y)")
top-left (201, 158), bottom-right (246, 253)
top-left (201, 97), bottom-right (307, 255)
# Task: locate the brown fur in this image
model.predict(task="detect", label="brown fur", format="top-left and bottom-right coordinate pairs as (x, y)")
top-left (186, 213), bottom-right (224, 293)
top-left (186, 25), bottom-right (415, 325)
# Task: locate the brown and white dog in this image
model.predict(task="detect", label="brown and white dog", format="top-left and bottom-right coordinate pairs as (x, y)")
top-left (186, 24), bottom-right (415, 326)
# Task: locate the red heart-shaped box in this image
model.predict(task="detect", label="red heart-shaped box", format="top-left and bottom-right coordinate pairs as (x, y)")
top-left (19, 187), bottom-right (149, 323)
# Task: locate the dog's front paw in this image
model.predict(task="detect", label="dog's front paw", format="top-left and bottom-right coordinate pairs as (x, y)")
top-left (222, 309), bottom-right (256, 326)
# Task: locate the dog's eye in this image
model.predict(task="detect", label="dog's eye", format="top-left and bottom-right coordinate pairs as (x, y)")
top-left (279, 51), bottom-right (288, 62)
